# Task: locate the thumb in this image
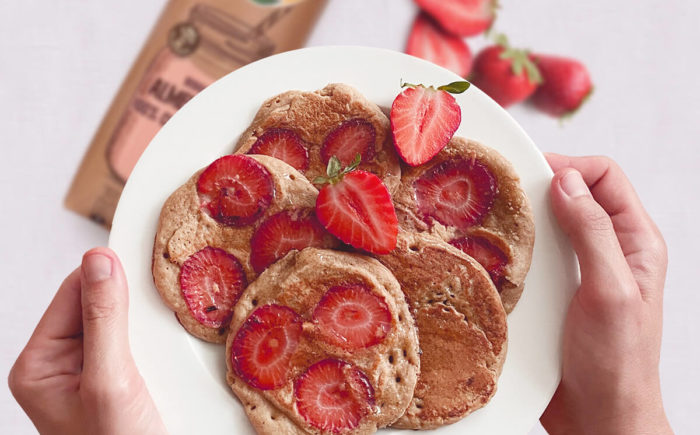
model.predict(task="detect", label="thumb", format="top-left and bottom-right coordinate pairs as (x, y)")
top-left (550, 169), bottom-right (637, 307)
top-left (80, 247), bottom-right (134, 377)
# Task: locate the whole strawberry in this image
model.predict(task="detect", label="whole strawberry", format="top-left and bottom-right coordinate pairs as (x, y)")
top-left (405, 13), bottom-right (473, 77)
top-left (470, 34), bottom-right (542, 108)
top-left (414, 0), bottom-right (498, 37)
top-left (531, 54), bottom-right (593, 117)
top-left (314, 156), bottom-right (398, 255)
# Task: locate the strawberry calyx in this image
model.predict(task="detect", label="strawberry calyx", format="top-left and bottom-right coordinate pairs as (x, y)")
top-left (400, 80), bottom-right (471, 95)
top-left (493, 34), bottom-right (542, 84)
top-left (313, 154), bottom-right (362, 186)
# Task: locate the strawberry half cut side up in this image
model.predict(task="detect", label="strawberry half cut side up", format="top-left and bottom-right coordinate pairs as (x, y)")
top-left (390, 80), bottom-right (468, 166)
top-left (414, 0), bottom-right (497, 37)
top-left (197, 155), bottom-right (275, 227)
top-left (406, 13), bottom-right (473, 77)
top-left (414, 158), bottom-right (497, 230)
top-left (314, 156), bottom-right (398, 255)
top-left (313, 284), bottom-right (392, 350)
top-left (295, 359), bottom-right (375, 433)
top-left (249, 208), bottom-right (338, 274)
top-left (231, 304), bottom-right (303, 390)
top-left (248, 128), bottom-right (310, 172)
top-left (179, 247), bottom-right (247, 328)
top-left (320, 118), bottom-right (376, 166)
top-left (451, 236), bottom-right (508, 290)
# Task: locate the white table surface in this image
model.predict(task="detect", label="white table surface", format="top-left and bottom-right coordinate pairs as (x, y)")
top-left (1, 1), bottom-right (698, 433)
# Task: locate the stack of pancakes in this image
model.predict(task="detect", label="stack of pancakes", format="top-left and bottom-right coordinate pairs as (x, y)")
top-left (153, 84), bottom-right (534, 433)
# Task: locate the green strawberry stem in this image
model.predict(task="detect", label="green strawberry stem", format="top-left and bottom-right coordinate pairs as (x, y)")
top-left (313, 154), bottom-right (361, 185)
top-left (493, 33), bottom-right (542, 84)
top-left (400, 80), bottom-right (471, 94)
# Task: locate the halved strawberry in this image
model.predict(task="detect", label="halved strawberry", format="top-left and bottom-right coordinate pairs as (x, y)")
top-left (295, 359), bottom-right (374, 433)
top-left (414, 0), bottom-right (497, 37)
top-left (313, 284), bottom-right (392, 350)
top-left (249, 208), bottom-right (338, 273)
top-left (414, 158), bottom-right (497, 230)
top-left (180, 246), bottom-right (247, 328)
top-left (320, 119), bottom-right (376, 166)
top-left (451, 236), bottom-right (507, 289)
top-left (406, 13), bottom-right (473, 77)
top-left (197, 155), bottom-right (274, 227)
top-left (231, 304), bottom-right (303, 390)
top-left (315, 158), bottom-right (398, 255)
top-left (248, 128), bottom-right (309, 172)
top-left (390, 81), bottom-right (468, 166)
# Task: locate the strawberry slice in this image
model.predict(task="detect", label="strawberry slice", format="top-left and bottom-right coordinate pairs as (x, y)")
top-left (295, 359), bottom-right (374, 433)
top-left (313, 284), bottom-right (392, 350)
top-left (530, 54), bottom-right (593, 118)
top-left (320, 119), bottom-right (376, 166)
top-left (248, 128), bottom-right (309, 172)
top-left (451, 236), bottom-right (508, 289)
top-left (414, 0), bottom-right (497, 37)
top-left (249, 208), bottom-right (338, 274)
top-left (315, 157), bottom-right (398, 255)
top-left (179, 247), bottom-right (247, 328)
top-left (414, 158), bottom-right (497, 230)
top-left (390, 81), bottom-right (468, 166)
top-left (406, 13), bottom-right (473, 77)
top-left (197, 155), bottom-right (274, 227)
top-left (470, 34), bottom-right (542, 108)
top-left (231, 304), bottom-right (303, 390)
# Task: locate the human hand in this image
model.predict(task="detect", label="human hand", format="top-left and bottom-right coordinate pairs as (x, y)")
top-left (8, 247), bottom-right (167, 435)
top-left (540, 154), bottom-right (672, 435)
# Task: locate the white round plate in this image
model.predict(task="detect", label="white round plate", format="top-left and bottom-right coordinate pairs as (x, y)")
top-left (110, 46), bottom-right (578, 435)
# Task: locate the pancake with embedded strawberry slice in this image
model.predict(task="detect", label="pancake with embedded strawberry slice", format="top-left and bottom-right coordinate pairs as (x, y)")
top-left (152, 154), bottom-right (338, 343)
top-left (225, 248), bottom-right (420, 435)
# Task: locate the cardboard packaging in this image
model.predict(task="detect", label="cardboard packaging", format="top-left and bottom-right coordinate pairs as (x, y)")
top-left (65, 0), bottom-right (326, 227)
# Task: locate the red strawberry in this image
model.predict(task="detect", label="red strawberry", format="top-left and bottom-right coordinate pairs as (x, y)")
top-left (231, 304), bottom-right (303, 390)
top-left (470, 35), bottom-right (542, 107)
top-left (197, 155), bottom-right (274, 227)
top-left (414, 0), bottom-right (497, 37)
top-left (179, 247), bottom-right (247, 328)
top-left (414, 158), bottom-right (497, 230)
top-left (248, 128), bottom-right (309, 172)
top-left (390, 81), bottom-right (468, 166)
top-left (530, 54), bottom-right (593, 117)
top-left (315, 158), bottom-right (398, 255)
top-left (405, 13), bottom-right (473, 77)
top-left (451, 236), bottom-right (507, 289)
top-left (249, 208), bottom-right (338, 274)
top-left (320, 119), bottom-right (376, 166)
top-left (313, 284), bottom-right (392, 350)
top-left (295, 359), bottom-right (374, 433)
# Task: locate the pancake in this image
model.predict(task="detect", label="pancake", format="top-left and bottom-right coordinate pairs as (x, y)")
top-left (392, 137), bottom-right (535, 313)
top-left (225, 248), bottom-right (420, 434)
top-left (376, 231), bottom-right (507, 429)
top-left (152, 155), bottom-right (337, 343)
top-left (235, 83), bottom-right (401, 194)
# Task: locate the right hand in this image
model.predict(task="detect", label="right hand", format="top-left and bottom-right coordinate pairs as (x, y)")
top-left (540, 154), bottom-right (672, 434)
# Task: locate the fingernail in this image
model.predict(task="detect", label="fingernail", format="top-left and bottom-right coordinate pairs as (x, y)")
top-left (559, 170), bottom-right (589, 198)
top-left (84, 254), bottom-right (113, 283)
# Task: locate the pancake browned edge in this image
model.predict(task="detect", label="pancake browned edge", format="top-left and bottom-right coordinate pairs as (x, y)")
top-left (376, 232), bottom-right (507, 429)
top-left (393, 137), bottom-right (535, 313)
top-left (225, 248), bottom-right (420, 435)
top-left (234, 83), bottom-right (402, 194)
top-left (152, 155), bottom-right (318, 344)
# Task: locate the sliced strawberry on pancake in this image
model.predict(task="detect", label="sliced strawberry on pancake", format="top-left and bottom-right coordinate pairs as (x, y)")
top-left (414, 158), bottom-right (497, 230)
top-left (295, 359), bottom-right (375, 433)
top-left (197, 154), bottom-right (274, 227)
top-left (249, 209), bottom-right (338, 273)
top-left (320, 118), bottom-right (376, 166)
top-left (451, 235), bottom-right (508, 289)
top-left (248, 128), bottom-right (310, 172)
top-left (231, 304), bottom-right (303, 390)
top-left (313, 284), bottom-right (392, 350)
top-left (179, 246), bottom-right (247, 328)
